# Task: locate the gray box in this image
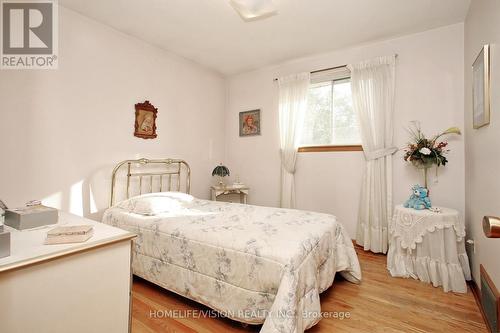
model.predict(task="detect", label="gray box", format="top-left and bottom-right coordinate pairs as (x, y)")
top-left (5, 205), bottom-right (58, 230)
top-left (0, 230), bottom-right (10, 258)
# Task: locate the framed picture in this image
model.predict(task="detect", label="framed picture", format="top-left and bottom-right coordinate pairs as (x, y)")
top-left (239, 109), bottom-right (261, 136)
top-left (473, 44), bottom-right (490, 129)
top-left (134, 100), bottom-right (158, 139)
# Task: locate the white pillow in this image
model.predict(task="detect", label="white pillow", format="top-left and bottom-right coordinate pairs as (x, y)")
top-left (116, 192), bottom-right (194, 216)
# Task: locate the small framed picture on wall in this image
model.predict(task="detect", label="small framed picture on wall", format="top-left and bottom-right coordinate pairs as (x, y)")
top-left (239, 109), bottom-right (261, 136)
top-left (134, 100), bottom-right (158, 139)
top-left (472, 44), bottom-right (490, 129)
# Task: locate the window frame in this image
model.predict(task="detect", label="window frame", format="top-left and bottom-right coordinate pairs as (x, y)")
top-left (298, 145), bottom-right (363, 153)
top-left (299, 72), bottom-right (362, 153)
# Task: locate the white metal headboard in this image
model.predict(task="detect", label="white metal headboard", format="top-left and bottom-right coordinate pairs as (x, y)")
top-left (110, 158), bottom-right (191, 207)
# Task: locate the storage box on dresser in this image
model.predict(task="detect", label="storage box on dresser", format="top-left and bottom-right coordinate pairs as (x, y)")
top-left (5, 205), bottom-right (58, 230)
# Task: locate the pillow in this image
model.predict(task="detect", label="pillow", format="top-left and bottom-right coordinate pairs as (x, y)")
top-left (116, 192), bottom-right (194, 216)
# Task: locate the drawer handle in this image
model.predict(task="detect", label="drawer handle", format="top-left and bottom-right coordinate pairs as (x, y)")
top-left (483, 216), bottom-right (500, 238)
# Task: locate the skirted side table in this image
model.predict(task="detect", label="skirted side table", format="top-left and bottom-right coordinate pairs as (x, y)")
top-left (387, 205), bottom-right (471, 293)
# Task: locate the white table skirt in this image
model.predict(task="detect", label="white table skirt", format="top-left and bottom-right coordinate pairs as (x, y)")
top-left (387, 206), bottom-right (471, 293)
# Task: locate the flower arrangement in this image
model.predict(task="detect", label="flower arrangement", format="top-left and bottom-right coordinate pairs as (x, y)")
top-left (403, 122), bottom-right (461, 187)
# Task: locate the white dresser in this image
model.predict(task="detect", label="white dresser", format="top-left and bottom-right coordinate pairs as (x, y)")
top-left (0, 212), bottom-right (136, 333)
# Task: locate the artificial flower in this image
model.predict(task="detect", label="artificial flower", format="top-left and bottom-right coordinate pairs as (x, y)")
top-left (419, 147), bottom-right (431, 155)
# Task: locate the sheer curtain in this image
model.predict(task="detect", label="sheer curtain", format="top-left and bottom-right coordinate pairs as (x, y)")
top-left (278, 73), bottom-right (310, 208)
top-left (348, 56), bottom-right (397, 253)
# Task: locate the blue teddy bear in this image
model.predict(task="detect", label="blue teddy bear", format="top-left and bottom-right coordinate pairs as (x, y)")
top-left (404, 184), bottom-right (432, 210)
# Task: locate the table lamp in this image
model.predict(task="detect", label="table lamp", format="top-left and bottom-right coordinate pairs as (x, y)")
top-left (212, 164), bottom-right (230, 187)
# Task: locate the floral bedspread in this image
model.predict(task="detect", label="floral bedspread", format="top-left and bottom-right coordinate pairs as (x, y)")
top-left (102, 193), bottom-right (361, 333)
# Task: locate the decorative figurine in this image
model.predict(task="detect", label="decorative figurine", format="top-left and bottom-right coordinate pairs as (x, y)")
top-left (404, 184), bottom-right (432, 210)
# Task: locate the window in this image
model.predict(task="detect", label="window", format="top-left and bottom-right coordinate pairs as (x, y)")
top-left (299, 68), bottom-right (362, 152)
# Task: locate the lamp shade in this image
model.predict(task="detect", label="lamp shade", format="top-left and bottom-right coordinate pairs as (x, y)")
top-left (212, 165), bottom-right (230, 177)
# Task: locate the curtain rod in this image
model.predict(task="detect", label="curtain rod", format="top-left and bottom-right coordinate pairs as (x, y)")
top-left (273, 54), bottom-right (398, 82)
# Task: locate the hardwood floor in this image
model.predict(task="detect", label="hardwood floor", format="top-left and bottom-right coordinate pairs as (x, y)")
top-left (131, 246), bottom-right (487, 333)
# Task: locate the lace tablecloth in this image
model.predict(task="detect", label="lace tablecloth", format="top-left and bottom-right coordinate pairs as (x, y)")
top-left (387, 205), bottom-right (471, 293)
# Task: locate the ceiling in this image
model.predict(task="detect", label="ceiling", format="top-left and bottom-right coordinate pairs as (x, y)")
top-left (59, 0), bottom-right (471, 76)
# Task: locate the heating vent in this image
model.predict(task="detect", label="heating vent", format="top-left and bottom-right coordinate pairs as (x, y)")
top-left (481, 265), bottom-right (500, 333)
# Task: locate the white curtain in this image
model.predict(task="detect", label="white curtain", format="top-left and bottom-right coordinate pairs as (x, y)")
top-left (348, 56), bottom-right (397, 254)
top-left (278, 73), bottom-right (310, 208)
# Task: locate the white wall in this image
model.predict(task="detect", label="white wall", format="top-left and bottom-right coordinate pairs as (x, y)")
top-left (0, 7), bottom-right (226, 220)
top-left (225, 24), bottom-right (465, 237)
top-left (0, 7), bottom-right (468, 248)
top-left (464, 0), bottom-right (500, 287)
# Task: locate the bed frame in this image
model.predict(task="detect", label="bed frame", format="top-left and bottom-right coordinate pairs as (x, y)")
top-left (110, 158), bottom-right (191, 207)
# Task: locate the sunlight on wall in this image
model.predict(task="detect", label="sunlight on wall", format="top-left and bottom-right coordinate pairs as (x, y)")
top-left (89, 187), bottom-right (98, 214)
top-left (70, 180), bottom-right (84, 216)
top-left (42, 191), bottom-right (62, 209)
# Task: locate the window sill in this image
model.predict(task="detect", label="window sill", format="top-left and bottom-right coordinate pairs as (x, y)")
top-left (298, 145), bottom-right (363, 153)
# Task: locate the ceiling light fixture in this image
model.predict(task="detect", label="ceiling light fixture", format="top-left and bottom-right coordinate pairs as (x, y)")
top-left (229, 0), bottom-right (277, 22)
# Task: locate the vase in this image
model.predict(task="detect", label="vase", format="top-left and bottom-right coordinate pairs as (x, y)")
top-left (411, 160), bottom-right (435, 188)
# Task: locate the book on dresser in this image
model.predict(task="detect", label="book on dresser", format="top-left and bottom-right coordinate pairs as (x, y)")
top-left (45, 225), bottom-right (94, 245)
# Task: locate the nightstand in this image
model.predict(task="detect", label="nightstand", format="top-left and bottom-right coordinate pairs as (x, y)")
top-left (211, 185), bottom-right (249, 204)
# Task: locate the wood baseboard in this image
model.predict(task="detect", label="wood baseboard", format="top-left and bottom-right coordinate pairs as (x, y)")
top-left (469, 279), bottom-right (492, 332)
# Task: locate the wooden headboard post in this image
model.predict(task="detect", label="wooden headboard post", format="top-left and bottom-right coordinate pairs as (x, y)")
top-left (110, 158), bottom-right (191, 207)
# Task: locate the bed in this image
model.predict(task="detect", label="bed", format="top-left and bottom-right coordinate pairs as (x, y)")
top-left (102, 158), bottom-right (361, 333)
